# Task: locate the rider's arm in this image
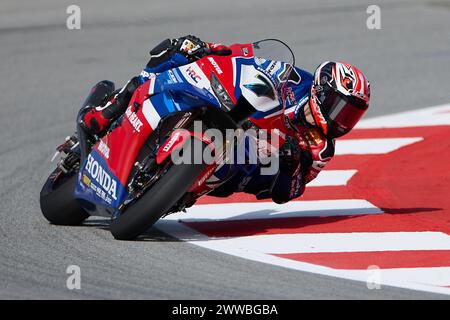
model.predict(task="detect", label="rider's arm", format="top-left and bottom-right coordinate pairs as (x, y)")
top-left (138, 38), bottom-right (190, 82)
top-left (138, 35), bottom-right (232, 83)
top-left (300, 132), bottom-right (336, 185)
top-left (102, 35), bottom-right (216, 119)
top-left (270, 127), bottom-right (335, 204)
top-left (269, 135), bottom-right (305, 204)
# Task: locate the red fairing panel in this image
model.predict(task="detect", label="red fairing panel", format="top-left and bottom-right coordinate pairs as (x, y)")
top-left (197, 43), bottom-right (254, 105)
top-left (100, 80), bottom-right (154, 185)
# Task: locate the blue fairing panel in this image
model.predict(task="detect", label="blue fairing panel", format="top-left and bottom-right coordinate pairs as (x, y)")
top-left (74, 150), bottom-right (127, 211)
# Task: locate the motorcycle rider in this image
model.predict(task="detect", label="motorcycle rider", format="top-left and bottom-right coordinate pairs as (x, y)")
top-left (81, 35), bottom-right (370, 204)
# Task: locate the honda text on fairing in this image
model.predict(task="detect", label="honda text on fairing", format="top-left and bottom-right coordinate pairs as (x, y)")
top-left (40, 39), bottom-right (298, 240)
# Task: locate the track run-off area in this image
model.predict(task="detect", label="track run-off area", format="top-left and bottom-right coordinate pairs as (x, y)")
top-left (156, 104), bottom-right (450, 295)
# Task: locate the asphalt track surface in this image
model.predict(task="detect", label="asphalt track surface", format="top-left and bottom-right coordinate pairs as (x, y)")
top-left (1, 0), bottom-right (450, 299)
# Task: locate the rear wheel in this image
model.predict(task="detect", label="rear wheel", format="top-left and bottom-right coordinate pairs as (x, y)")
top-left (110, 139), bottom-right (207, 240)
top-left (40, 170), bottom-right (89, 225)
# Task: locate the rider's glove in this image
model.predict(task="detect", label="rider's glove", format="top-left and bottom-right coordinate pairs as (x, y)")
top-left (207, 42), bottom-right (233, 56)
top-left (176, 35), bottom-right (210, 60)
top-left (176, 35), bottom-right (232, 60)
top-left (279, 135), bottom-right (302, 176)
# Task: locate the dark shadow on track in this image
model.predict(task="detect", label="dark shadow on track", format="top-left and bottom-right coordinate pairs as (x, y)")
top-left (77, 206), bottom-right (442, 242)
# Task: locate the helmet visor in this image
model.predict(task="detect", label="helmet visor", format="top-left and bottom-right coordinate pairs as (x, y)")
top-left (317, 87), bottom-right (367, 136)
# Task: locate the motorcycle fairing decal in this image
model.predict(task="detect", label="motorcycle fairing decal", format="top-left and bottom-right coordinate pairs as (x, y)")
top-left (247, 66), bottom-right (312, 121)
top-left (240, 64), bottom-right (281, 114)
top-left (170, 68), bottom-right (185, 83)
top-left (155, 66), bottom-right (220, 110)
top-left (178, 63), bottom-right (210, 88)
top-left (75, 150), bottom-right (127, 210)
top-left (95, 138), bottom-right (111, 161)
top-left (155, 69), bottom-right (180, 86)
top-left (156, 129), bottom-right (215, 165)
top-left (104, 85), bottom-right (155, 185)
top-left (106, 88), bottom-right (217, 187)
top-left (197, 43), bottom-right (253, 107)
top-left (110, 92), bottom-right (175, 183)
top-left (278, 64), bottom-right (302, 85)
top-left (243, 73), bottom-right (276, 100)
top-left (256, 59), bottom-right (286, 81)
top-left (230, 57), bottom-right (254, 103)
top-left (147, 76), bottom-right (156, 95)
top-left (142, 99), bottom-right (162, 130)
top-left (155, 129), bottom-right (190, 164)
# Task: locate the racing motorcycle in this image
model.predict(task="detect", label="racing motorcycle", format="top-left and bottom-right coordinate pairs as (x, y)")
top-left (40, 39), bottom-right (295, 240)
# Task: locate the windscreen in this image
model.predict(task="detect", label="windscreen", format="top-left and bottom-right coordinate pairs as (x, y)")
top-left (251, 39), bottom-right (296, 109)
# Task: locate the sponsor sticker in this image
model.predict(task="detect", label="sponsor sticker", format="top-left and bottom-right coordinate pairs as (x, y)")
top-left (186, 66), bottom-right (202, 83)
top-left (140, 70), bottom-right (150, 78)
top-left (207, 57), bottom-right (223, 75)
top-left (84, 154), bottom-right (118, 204)
top-left (98, 140), bottom-right (110, 159)
top-left (126, 107), bottom-right (144, 132)
top-left (163, 132), bottom-right (181, 152)
top-left (167, 70), bottom-right (178, 83)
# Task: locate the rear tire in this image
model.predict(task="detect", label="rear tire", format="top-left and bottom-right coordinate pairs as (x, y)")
top-left (40, 171), bottom-right (89, 225)
top-left (110, 140), bottom-right (207, 240)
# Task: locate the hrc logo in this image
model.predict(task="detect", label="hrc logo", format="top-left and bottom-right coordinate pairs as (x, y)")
top-left (186, 66), bottom-right (201, 83)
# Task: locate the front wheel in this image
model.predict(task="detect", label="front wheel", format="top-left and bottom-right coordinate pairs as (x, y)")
top-left (40, 170), bottom-right (90, 225)
top-left (110, 142), bottom-right (207, 240)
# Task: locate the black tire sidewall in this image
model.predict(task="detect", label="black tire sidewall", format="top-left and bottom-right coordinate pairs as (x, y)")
top-left (40, 171), bottom-right (89, 225)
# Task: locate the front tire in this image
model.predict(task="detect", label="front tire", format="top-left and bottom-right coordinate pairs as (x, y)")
top-left (110, 144), bottom-right (207, 240)
top-left (40, 170), bottom-right (89, 225)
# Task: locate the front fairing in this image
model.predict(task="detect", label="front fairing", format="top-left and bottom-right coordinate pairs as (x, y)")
top-left (151, 39), bottom-right (295, 124)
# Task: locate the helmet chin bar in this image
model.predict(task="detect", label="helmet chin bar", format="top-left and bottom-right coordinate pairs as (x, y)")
top-left (297, 98), bottom-right (329, 139)
top-left (308, 93), bottom-right (328, 136)
top-left (299, 101), bottom-right (317, 128)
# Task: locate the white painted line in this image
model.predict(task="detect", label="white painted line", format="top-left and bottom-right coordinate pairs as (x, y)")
top-left (307, 170), bottom-right (357, 187)
top-left (357, 103), bottom-right (450, 128)
top-left (201, 232), bottom-right (450, 254)
top-left (347, 267), bottom-right (450, 288)
top-left (155, 220), bottom-right (450, 296)
top-left (336, 137), bottom-right (422, 155)
top-left (164, 199), bottom-right (383, 222)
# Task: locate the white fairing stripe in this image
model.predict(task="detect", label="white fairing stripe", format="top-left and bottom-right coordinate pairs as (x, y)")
top-left (148, 78), bottom-right (156, 95)
top-left (142, 99), bottom-right (161, 129)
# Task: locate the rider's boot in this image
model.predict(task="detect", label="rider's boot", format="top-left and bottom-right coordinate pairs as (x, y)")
top-left (81, 77), bottom-right (141, 136)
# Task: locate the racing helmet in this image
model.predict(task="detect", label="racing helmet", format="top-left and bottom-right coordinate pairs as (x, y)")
top-left (306, 61), bottom-right (370, 138)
